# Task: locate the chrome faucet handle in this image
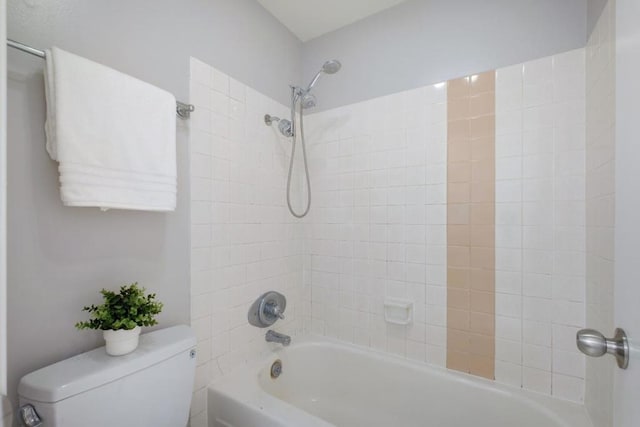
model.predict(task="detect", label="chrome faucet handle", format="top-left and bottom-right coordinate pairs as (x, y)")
top-left (248, 291), bottom-right (287, 327)
top-left (265, 302), bottom-right (285, 320)
top-left (577, 328), bottom-right (629, 369)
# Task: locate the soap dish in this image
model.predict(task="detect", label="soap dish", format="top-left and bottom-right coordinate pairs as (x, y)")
top-left (384, 298), bottom-right (413, 325)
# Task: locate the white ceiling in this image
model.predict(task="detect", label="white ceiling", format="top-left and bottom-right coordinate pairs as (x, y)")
top-left (257, 0), bottom-right (409, 42)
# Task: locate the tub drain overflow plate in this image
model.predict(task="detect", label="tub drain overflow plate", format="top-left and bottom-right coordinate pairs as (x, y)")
top-left (271, 359), bottom-right (283, 379)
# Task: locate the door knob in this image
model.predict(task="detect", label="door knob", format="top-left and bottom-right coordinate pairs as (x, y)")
top-left (576, 328), bottom-right (629, 369)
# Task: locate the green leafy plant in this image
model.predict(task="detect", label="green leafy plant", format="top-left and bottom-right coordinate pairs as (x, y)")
top-left (75, 283), bottom-right (163, 331)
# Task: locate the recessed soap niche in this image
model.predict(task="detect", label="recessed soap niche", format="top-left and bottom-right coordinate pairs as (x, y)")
top-left (383, 299), bottom-right (413, 325)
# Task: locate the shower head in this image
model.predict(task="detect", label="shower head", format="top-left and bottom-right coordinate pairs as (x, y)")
top-left (322, 59), bottom-right (342, 74)
top-left (301, 93), bottom-right (317, 109)
top-left (305, 59), bottom-right (342, 92)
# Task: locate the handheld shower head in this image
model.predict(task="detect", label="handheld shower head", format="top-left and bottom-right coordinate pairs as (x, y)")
top-left (322, 59), bottom-right (342, 74)
top-left (306, 59), bottom-right (342, 92)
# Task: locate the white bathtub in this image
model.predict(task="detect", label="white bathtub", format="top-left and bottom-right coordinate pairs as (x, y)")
top-left (208, 336), bottom-right (592, 427)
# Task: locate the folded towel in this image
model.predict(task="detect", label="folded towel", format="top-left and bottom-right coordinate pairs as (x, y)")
top-left (44, 47), bottom-right (177, 211)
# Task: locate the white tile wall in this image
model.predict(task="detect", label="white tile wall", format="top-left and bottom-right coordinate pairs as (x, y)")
top-left (495, 48), bottom-right (587, 403)
top-left (304, 83), bottom-right (449, 367)
top-left (188, 58), bottom-right (304, 426)
top-left (585, 1), bottom-right (616, 425)
top-left (303, 49), bottom-right (587, 404)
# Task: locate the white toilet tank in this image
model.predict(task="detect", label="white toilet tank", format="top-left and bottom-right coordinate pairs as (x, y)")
top-left (18, 325), bottom-right (196, 427)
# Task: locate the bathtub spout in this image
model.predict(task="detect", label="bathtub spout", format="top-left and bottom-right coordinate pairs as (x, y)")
top-left (266, 330), bottom-right (291, 346)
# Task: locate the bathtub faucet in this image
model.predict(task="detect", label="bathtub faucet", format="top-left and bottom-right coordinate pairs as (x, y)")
top-left (266, 330), bottom-right (291, 346)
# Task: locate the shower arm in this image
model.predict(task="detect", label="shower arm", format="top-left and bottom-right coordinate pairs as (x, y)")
top-left (264, 114), bottom-right (281, 125)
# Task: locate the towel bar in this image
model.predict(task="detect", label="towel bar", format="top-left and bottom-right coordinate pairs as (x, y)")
top-left (7, 39), bottom-right (195, 119)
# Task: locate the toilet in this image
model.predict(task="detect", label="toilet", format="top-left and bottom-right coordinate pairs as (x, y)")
top-left (17, 325), bottom-right (196, 427)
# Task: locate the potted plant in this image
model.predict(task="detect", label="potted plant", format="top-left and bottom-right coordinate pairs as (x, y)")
top-left (76, 283), bottom-right (163, 356)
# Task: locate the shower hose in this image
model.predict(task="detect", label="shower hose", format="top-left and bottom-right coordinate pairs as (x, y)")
top-left (286, 97), bottom-right (311, 218)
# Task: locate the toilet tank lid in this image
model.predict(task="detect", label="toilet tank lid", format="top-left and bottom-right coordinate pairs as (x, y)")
top-left (18, 325), bottom-right (196, 404)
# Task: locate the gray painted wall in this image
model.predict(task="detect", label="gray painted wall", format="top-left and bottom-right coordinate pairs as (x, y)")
top-left (588, 0), bottom-right (609, 37)
top-left (6, 0), bottom-right (301, 405)
top-left (302, 0), bottom-right (588, 111)
top-left (8, 0), bottom-right (301, 106)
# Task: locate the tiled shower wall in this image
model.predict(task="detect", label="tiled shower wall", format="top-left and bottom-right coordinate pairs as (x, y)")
top-left (493, 49), bottom-right (586, 402)
top-left (188, 58), bottom-right (304, 426)
top-left (303, 83), bottom-right (449, 366)
top-left (585, 1), bottom-right (615, 425)
top-left (304, 48), bottom-right (587, 402)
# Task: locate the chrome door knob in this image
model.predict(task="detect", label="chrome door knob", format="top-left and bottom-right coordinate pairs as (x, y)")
top-left (577, 328), bottom-right (629, 369)
top-left (577, 329), bottom-right (608, 357)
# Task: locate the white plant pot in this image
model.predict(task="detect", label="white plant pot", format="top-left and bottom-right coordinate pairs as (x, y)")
top-left (103, 326), bottom-right (141, 356)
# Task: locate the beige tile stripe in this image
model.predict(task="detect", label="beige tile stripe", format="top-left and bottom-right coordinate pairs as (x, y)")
top-left (446, 71), bottom-right (496, 379)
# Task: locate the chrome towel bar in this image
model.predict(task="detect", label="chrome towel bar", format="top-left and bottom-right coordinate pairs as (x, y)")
top-left (7, 39), bottom-right (195, 119)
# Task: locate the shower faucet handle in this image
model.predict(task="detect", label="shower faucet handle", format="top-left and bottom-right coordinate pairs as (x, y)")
top-left (248, 291), bottom-right (287, 327)
top-left (265, 302), bottom-right (285, 320)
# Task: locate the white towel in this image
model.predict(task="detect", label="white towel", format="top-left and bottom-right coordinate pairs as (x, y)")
top-left (44, 47), bottom-right (177, 211)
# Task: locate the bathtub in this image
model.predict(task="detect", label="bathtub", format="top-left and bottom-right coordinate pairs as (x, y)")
top-left (208, 336), bottom-right (592, 427)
